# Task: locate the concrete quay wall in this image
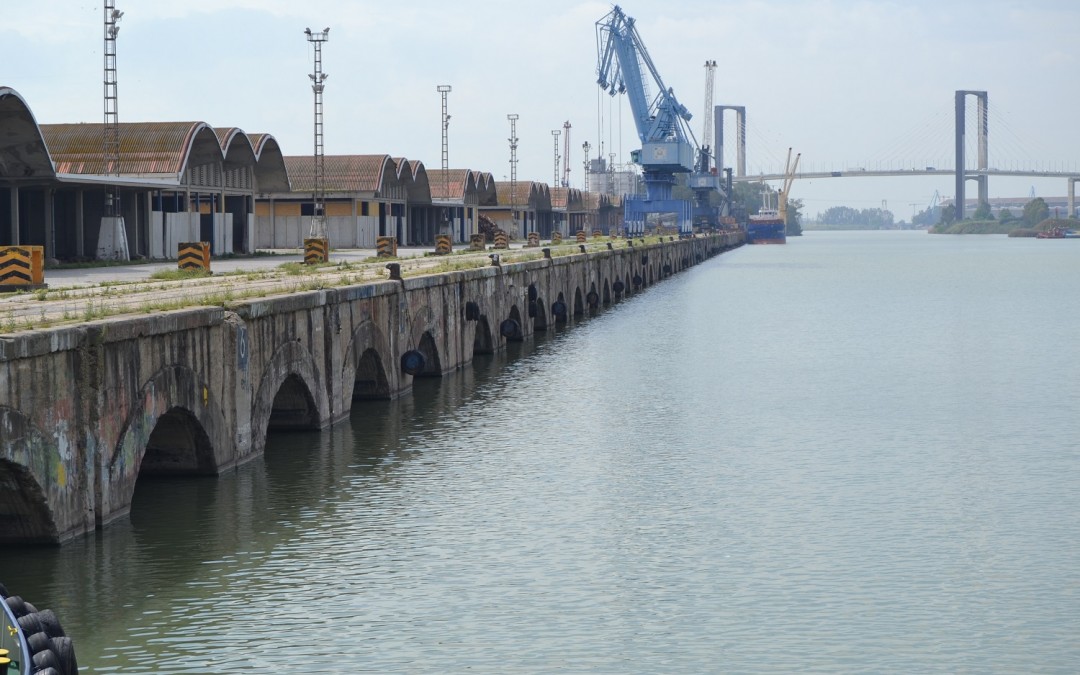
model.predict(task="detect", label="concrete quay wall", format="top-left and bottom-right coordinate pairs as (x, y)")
top-left (0, 234), bottom-right (741, 544)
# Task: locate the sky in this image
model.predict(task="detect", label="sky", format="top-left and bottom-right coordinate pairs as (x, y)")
top-left (2, 0), bottom-right (1078, 220)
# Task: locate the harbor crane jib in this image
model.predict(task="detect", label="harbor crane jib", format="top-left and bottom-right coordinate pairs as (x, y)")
top-left (596, 5), bottom-right (697, 234)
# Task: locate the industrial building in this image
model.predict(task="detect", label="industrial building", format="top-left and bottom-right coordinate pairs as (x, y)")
top-left (1, 85), bottom-right (624, 261)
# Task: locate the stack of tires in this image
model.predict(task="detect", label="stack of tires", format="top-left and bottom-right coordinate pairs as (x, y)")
top-left (0, 582), bottom-right (78, 675)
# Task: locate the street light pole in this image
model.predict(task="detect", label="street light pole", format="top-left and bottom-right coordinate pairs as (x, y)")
top-left (305, 26), bottom-right (330, 241)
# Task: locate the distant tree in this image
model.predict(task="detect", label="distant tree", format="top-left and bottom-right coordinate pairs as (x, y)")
top-left (973, 201), bottom-right (994, 220)
top-left (785, 198), bottom-right (803, 236)
top-left (1023, 197), bottom-right (1049, 226)
top-left (999, 208), bottom-right (1016, 223)
top-left (732, 181), bottom-right (771, 216)
top-left (940, 203), bottom-right (957, 225)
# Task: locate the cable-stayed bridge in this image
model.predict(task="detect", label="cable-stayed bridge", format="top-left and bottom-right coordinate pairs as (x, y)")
top-left (716, 91), bottom-right (1080, 216)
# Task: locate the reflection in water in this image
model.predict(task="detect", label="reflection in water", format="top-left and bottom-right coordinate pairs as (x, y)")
top-left (2, 233), bottom-right (1079, 672)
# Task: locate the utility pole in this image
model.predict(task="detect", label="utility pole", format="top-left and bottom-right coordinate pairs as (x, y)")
top-left (508, 114), bottom-right (519, 235)
top-left (437, 85), bottom-right (451, 199)
top-left (305, 27), bottom-right (329, 240)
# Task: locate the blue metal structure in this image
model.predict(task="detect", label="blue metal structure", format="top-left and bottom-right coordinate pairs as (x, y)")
top-left (596, 5), bottom-right (696, 234)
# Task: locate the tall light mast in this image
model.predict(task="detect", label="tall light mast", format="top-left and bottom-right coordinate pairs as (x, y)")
top-left (507, 114), bottom-right (519, 234)
top-left (305, 26), bottom-right (330, 239)
top-left (551, 128), bottom-right (561, 186)
top-left (701, 60), bottom-right (717, 171)
top-left (103, 1), bottom-right (122, 216)
top-left (561, 120), bottom-right (572, 187)
top-left (582, 141), bottom-right (591, 191)
top-left (437, 85), bottom-right (451, 199)
top-left (98, 0), bottom-right (129, 260)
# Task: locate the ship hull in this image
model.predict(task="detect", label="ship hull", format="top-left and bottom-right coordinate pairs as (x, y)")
top-left (746, 219), bottom-right (786, 245)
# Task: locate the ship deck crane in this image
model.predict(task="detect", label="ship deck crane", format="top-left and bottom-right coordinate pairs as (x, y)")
top-left (777, 147), bottom-right (801, 226)
top-left (596, 5), bottom-right (697, 234)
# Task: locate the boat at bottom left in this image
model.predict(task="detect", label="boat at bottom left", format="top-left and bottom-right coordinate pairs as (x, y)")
top-left (1, 582), bottom-right (78, 675)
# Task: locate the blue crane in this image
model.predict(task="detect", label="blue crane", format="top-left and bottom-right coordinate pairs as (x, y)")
top-left (596, 5), bottom-right (697, 234)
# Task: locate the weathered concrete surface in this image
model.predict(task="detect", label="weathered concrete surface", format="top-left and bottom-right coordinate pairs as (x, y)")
top-left (0, 234), bottom-right (741, 544)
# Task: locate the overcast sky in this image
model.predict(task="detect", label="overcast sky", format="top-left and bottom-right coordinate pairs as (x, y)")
top-left (3, 0), bottom-right (1077, 219)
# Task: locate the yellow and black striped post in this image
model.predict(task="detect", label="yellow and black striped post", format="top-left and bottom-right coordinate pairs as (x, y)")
top-left (435, 234), bottom-right (452, 255)
top-left (0, 245), bottom-right (46, 290)
top-left (592, 229), bottom-right (603, 240)
top-left (178, 241), bottom-right (211, 273)
top-left (304, 237), bottom-right (329, 264)
top-left (377, 236), bottom-right (397, 258)
top-left (576, 230), bottom-right (587, 244)
top-left (552, 231), bottom-right (563, 245)
top-left (526, 232), bottom-right (540, 248)
top-left (469, 234), bottom-right (486, 251)
top-left (493, 230), bottom-right (509, 250)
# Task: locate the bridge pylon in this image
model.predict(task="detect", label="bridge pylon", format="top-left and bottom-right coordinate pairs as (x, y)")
top-left (955, 90), bottom-right (988, 218)
top-left (715, 105), bottom-right (746, 178)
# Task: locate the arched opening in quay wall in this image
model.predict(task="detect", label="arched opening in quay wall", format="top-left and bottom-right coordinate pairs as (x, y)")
top-left (416, 330), bottom-right (443, 377)
top-left (139, 407), bottom-right (216, 475)
top-left (473, 315), bottom-right (494, 355)
top-left (268, 373), bottom-right (321, 431)
top-left (0, 459), bottom-right (56, 545)
top-left (353, 347), bottom-right (391, 400)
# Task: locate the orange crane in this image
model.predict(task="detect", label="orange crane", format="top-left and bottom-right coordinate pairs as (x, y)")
top-left (778, 147), bottom-right (801, 225)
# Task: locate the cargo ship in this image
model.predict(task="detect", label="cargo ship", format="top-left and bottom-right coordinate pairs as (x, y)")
top-left (746, 148), bottom-right (799, 245)
top-left (747, 207), bottom-right (786, 244)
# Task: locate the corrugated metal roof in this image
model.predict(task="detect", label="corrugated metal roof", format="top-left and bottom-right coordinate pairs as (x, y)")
top-left (494, 180), bottom-right (552, 211)
top-left (215, 127), bottom-right (257, 166)
top-left (427, 169), bottom-right (473, 200)
top-left (0, 86), bottom-right (55, 180)
top-left (41, 121), bottom-right (220, 178)
top-left (285, 154), bottom-right (393, 193)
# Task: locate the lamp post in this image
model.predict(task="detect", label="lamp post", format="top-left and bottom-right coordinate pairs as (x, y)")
top-left (437, 85), bottom-right (451, 200)
top-left (582, 141), bottom-right (591, 191)
top-left (551, 129), bottom-right (561, 186)
top-left (508, 114), bottom-right (519, 236)
top-left (305, 27), bottom-right (330, 242)
top-left (98, 0), bottom-right (129, 260)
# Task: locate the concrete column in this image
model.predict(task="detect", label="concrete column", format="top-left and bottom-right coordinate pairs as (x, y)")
top-left (146, 191), bottom-right (154, 256)
top-left (352, 198), bottom-right (359, 248)
top-left (1069, 178), bottom-right (1076, 218)
top-left (44, 188), bottom-right (55, 256)
top-left (9, 187), bottom-right (19, 245)
top-left (75, 189), bottom-right (85, 257)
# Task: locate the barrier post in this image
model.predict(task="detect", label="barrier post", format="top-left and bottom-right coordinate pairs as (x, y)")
top-left (435, 234), bottom-right (452, 255)
top-left (177, 242), bottom-right (211, 273)
top-left (377, 236), bottom-right (398, 258)
top-left (469, 234), bottom-right (486, 251)
top-left (0, 245), bottom-right (46, 291)
top-left (304, 237), bottom-right (329, 264)
top-left (493, 230), bottom-right (509, 250)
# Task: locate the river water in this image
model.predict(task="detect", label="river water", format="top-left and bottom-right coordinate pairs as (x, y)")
top-left (3, 231), bottom-right (1079, 673)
